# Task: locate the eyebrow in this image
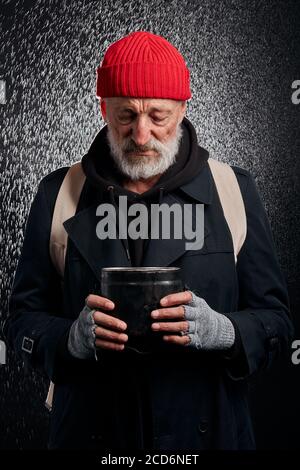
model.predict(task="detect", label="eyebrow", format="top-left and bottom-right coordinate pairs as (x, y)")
top-left (117, 106), bottom-right (172, 116)
top-left (118, 108), bottom-right (135, 113)
top-left (150, 108), bottom-right (171, 114)
top-left (119, 107), bottom-right (171, 113)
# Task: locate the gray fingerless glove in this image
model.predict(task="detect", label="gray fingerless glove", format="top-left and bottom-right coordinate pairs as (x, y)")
top-left (183, 292), bottom-right (235, 350)
top-left (67, 304), bottom-right (97, 359)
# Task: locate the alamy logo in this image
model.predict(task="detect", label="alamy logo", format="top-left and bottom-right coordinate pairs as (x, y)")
top-left (0, 340), bottom-right (6, 365)
top-left (291, 340), bottom-right (300, 365)
top-left (0, 80), bottom-right (6, 105)
top-left (291, 80), bottom-right (300, 105)
top-left (95, 196), bottom-right (205, 251)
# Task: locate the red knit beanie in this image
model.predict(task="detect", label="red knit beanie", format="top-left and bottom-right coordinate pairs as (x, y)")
top-left (96, 31), bottom-right (191, 100)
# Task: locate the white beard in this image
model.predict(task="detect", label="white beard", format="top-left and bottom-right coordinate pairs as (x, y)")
top-left (106, 124), bottom-right (183, 181)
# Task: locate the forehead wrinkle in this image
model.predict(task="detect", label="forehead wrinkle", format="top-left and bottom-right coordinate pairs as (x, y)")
top-left (106, 97), bottom-right (179, 114)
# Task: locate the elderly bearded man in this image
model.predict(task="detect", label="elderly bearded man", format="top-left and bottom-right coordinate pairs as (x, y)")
top-left (5, 31), bottom-right (293, 450)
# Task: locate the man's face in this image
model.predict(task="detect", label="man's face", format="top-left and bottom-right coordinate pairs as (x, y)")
top-left (103, 97), bottom-right (186, 180)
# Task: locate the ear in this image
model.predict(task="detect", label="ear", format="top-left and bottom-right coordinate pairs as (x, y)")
top-left (100, 99), bottom-right (107, 121)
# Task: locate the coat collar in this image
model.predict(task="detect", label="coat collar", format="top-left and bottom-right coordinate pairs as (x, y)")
top-left (179, 159), bottom-right (214, 205)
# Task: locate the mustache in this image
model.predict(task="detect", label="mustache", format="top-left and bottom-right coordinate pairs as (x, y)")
top-left (121, 138), bottom-right (161, 154)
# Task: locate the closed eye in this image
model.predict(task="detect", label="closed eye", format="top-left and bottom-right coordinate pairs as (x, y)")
top-left (117, 111), bottom-right (136, 124)
top-left (151, 115), bottom-right (169, 124)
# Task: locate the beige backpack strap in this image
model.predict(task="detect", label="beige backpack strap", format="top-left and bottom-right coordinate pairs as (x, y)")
top-left (207, 157), bottom-right (247, 263)
top-left (46, 162), bottom-right (86, 411)
top-left (49, 162), bottom-right (86, 278)
top-left (45, 381), bottom-right (55, 411)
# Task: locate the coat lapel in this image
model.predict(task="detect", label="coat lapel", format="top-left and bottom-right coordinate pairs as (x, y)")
top-left (63, 203), bottom-right (130, 282)
top-left (142, 194), bottom-right (211, 267)
top-left (142, 163), bottom-right (214, 266)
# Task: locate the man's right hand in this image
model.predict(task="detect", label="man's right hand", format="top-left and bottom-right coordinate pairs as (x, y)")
top-left (67, 294), bottom-right (128, 360)
top-left (86, 294), bottom-right (128, 352)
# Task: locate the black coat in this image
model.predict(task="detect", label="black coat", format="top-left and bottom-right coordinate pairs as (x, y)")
top-left (5, 159), bottom-right (293, 450)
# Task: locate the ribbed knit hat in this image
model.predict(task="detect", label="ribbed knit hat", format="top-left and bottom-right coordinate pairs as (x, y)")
top-left (96, 31), bottom-right (191, 100)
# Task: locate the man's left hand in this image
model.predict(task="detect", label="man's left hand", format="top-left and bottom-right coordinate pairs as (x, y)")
top-left (151, 290), bottom-right (235, 350)
top-left (151, 290), bottom-right (192, 346)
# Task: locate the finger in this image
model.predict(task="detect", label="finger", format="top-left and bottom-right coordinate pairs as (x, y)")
top-left (151, 306), bottom-right (185, 320)
top-left (86, 294), bottom-right (115, 310)
top-left (160, 290), bottom-right (193, 307)
top-left (162, 335), bottom-right (191, 345)
top-left (151, 320), bottom-right (189, 333)
top-left (94, 326), bottom-right (128, 343)
top-left (93, 311), bottom-right (127, 331)
top-left (95, 338), bottom-right (125, 351)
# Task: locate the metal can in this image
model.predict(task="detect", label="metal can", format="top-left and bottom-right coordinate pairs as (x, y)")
top-left (101, 267), bottom-right (183, 352)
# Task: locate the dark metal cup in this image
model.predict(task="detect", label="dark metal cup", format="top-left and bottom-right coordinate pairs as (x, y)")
top-left (101, 267), bottom-right (184, 352)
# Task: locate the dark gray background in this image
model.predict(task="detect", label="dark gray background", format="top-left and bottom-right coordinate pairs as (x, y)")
top-left (0, 0), bottom-right (299, 449)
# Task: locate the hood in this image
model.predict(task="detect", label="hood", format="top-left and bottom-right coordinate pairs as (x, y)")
top-left (81, 117), bottom-right (209, 204)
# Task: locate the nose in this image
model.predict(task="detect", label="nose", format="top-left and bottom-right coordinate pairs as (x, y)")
top-left (131, 116), bottom-right (151, 146)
